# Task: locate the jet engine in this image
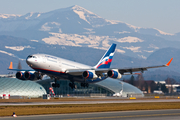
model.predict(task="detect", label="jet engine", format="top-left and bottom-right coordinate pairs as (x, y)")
top-left (82, 70), bottom-right (98, 79)
top-left (107, 69), bottom-right (122, 79)
top-left (15, 71), bottom-right (42, 81)
top-left (16, 71), bottom-right (25, 80)
top-left (24, 71), bottom-right (36, 80)
top-left (24, 71), bottom-right (42, 81)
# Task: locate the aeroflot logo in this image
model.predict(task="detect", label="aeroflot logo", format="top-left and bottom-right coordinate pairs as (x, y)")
top-left (96, 53), bottom-right (114, 68)
top-left (45, 55), bottom-right (57, 60)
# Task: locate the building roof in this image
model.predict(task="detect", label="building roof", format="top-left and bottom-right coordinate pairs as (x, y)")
top-left (0, 77), bottom-right (143, 98)
top-left (0, 77), bottom-right (46, 97)
top-left (95, 78), bottom-right (144, 97)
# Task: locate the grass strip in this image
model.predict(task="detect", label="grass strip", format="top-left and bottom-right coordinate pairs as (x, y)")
top-left (0, 98), bottom-right (122, 103)
top-left (0, 97), bottom-right (179, 103)
top-left (0, 102), bottom-right (180, 116)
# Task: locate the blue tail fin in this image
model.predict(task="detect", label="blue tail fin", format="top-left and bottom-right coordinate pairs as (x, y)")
top-left (94, 43), bottom-right (116, 69)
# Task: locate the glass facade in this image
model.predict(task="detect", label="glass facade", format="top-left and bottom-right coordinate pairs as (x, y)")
top-left (37, 79), bottom-right (114, 96)
top-left (37, 78), bottom-right (144, 97)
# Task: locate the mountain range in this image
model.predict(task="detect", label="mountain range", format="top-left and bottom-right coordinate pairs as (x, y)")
top-left (0, 5), bottom-right (179, 81)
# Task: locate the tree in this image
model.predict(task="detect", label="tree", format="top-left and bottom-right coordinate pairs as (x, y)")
top-left (129, 75), bottom-right (135, 85)
top-left (150, 81), bottom-right (156, 93)
top-left (136, 73), bottom-right (145, 90)
top-left (165, 77), bottom-right (176, 84)
top-left (165, 77), bottom-right (176, 93)
top-left (161, 84), bottom-right (168, 93)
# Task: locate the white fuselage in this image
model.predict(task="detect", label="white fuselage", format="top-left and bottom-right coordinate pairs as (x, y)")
top-left (27, 54), bottom-right (90, 71)
top-left (26, 54), bottom-right (105, 83)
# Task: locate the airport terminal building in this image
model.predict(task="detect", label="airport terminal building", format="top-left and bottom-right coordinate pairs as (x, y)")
top-left (0, 77), bottom-right (143, 98)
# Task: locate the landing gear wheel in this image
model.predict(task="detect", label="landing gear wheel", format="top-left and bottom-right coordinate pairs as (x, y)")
top-left (69, 82), bottom-right (76, 89)
top-left (52, 79), bottom-right (60, 88)
top-left (52, 83), bottom-right (60, 88)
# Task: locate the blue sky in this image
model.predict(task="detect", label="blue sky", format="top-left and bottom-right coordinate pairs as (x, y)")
top-left (0, 0), bottom-right (180, 34)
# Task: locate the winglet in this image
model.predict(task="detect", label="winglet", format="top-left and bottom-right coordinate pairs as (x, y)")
top-left (166, 58), bottom-right (173, 66)
top-left (9, 62), bottom-right (13, 69)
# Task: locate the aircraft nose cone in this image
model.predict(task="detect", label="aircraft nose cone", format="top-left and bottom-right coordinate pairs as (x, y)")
top-left (26, 58), bottom-right (30, 65)
top-left (26, 55), bottom-right (32, 66)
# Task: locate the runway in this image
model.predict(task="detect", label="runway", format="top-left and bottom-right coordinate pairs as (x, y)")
top-left (0, 99), bottom-right (180, 106)
top-left (1, 109), bottom-right (180, 120)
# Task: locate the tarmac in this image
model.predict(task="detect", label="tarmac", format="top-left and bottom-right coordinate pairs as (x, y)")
top-left (1, 109), bottom-right (180, 120)
top-left (0, 98), bottom-right (180, 106)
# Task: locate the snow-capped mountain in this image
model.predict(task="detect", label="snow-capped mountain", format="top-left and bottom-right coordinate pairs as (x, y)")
top-left (0, 14), bottom-right (21, 19)
top-left (0, 5), bottom-right (179, 59)
top-left (1, 35), bottom-right (179, 81)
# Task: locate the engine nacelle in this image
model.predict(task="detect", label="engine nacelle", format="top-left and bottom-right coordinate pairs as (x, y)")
top-left (24, 71), bottom-right (42, 81)
top-left (24, 71), bottom-right (36, 80)
top-left (16, 71), bottom-right (25, 80)
top-left (16, 71), bottom-right (42, 81)
top-left (82, 70), bottom-right (98, 79)
top-left (107, 69), bottom-right (122, 79)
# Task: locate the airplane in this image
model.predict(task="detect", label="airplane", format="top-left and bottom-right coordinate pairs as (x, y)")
top-left (8, 43), bottom-right (173, 89)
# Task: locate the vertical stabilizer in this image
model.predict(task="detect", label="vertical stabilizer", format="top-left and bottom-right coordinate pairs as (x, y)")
top-left (94, 44), bottom-right (116, 69)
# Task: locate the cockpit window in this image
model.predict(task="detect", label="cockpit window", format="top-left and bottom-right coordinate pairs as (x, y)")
top-left (27, 55), bottom-right (32, 58)
top-left (27, 55), bottom-right (37, 58)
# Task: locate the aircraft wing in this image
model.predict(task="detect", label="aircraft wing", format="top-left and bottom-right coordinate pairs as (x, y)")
top-left (117, 62), bottom-right (171, 74)
top-left (66, 58), bottom-right (173, 75)
top-left (8, 69), bottom-right (34, 71)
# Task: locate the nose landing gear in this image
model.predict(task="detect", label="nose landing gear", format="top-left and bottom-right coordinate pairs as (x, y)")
top-left (52, 78), bottom-right (60, 88)
top-left (52, 83), bottom-right (60, 88)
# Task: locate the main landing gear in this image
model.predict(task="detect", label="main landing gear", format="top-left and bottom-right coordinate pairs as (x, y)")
top-left (81, 78), bottom-right (89, 88)
top-left (69, 82), bottom-right (76, 89)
